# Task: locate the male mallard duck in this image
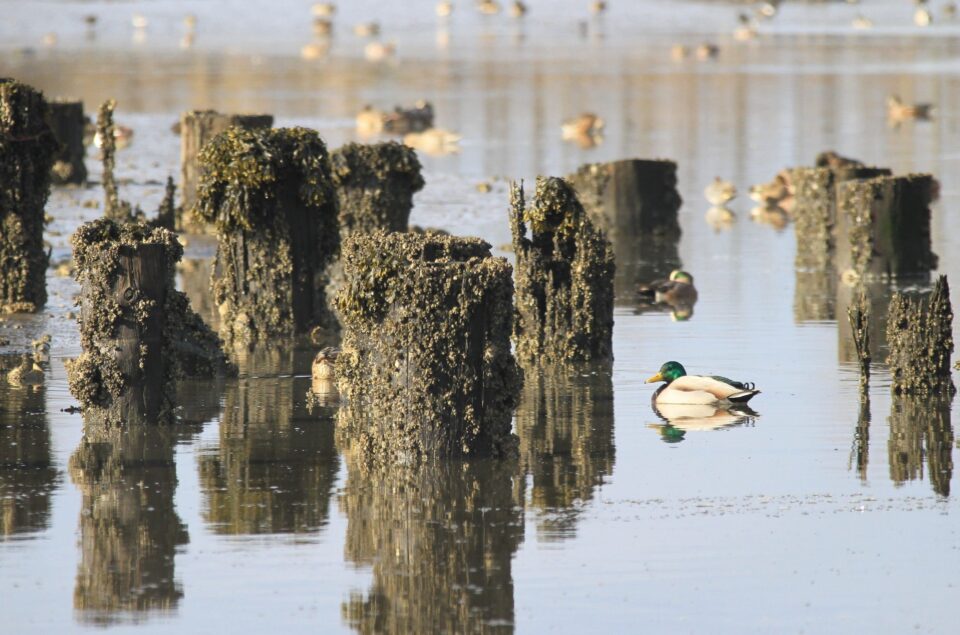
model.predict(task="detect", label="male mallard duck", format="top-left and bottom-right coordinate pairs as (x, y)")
top-left (887, 94), bottom-right (934, 123)
top-left (704, 176), bottom-right (736, 206)
top-left (636, 270), bottom-right (698, 306)
top-left (7, 355), bottom-right (44, 387)
top-left (312, 346), bottom-right (340, 381)
top-left (646, 361), bottom-right (760, 406)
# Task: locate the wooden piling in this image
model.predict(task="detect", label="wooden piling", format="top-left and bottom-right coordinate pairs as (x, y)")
top-left (885, 275), bottom-right (954, 396)
top-left (47, 99), bottom-right (87, 185)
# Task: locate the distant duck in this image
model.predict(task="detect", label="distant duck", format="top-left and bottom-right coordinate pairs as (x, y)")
top-left (383, 100), bottom-right (435, 134)
top-left (32, 334), bottom-right (51, 363)
top-left (312, 346), bottom-right (339, 381)
top-left (356, 104), bottom-right (386, 134)
top-left (733, 13), bottom-right (758, 41)
top-left (131, 14), bottom-right (148, 29)
top-left (84, 14), bottom-right (98, 27)
top-left (184, 14), bottom-right (197, 30)
top-left (670, 44), bottom-right (690, 61)
top-left (478, 0), bottom-right (502, 15)
top-left (510, 1), bottom-right (528, 17)
top-left (561, 113), bottom-right (604, 139)
top-left (311, 3), bottom-right (336, 17)
top-left (93, 125), bottom-right (134, 149)
top-left (353, 22), bottom-right (380, 37)
top-left (704, 176), bottom-right (736, 206)
top-left (694, 42), bottom-right (719, 61)
top-left (7, 355), bottom-right (44, 387)
top-left (914, 6), bottom-right (932, 25)
top-left (646, 361), bottom-right (760, 406)
top-left (944, 2), bottom-right (957, 19)
top-left (437, 0), bottom-right (454, 17)
top-left (41, 32), bottom-right (58, 47)
top-left (636, 270), bottom-right (698, 306)
top-left (887, 94), bottom-right (934, 123)
top-left (301, 41), bottom-right (329, 60)
top-left (313, 18), bottom-right (334, 36)
top-left (403, 128), bottom-right (462, 155)
top-left (757, 1), bottom-right (778, 18)
top-left (749, 170), bottom-right (793, 210)
top-left (364, 41), bottom-right (396, 62)
top-left (591, 1), bottom-right (608, 16)
top-left (852, 14), bottom-right (873, 29)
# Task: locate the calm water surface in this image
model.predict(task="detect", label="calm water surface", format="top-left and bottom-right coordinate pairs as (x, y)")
top-left (2, 0), bottom-right (960, 632)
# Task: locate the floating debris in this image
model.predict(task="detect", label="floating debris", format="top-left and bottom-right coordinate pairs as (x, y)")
top-left (886, 275), bottom-right (954, 396)
top-left (510, 177), bottom-right (615, 365)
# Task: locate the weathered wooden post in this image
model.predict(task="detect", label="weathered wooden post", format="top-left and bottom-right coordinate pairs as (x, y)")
top-left (510, 177), bottom-right (615, 365)
top-left (330, 141), bottom-right (424, 236)
top-left (66, 219), bottom-right (233, 424)
top-left (885, 275), bottom-right (954, 396)
top-left (567, 159), bottom-right (681, 294)
top-left (0, 78), bottom-right (56, 313)
top-left (836, 174), bottom-right (938, 280)
top-left (47, 99), bottom-right (87, 185)
top-left (96, 99), bottom-right (135, 223)
top-left (336, 231), bottom-right (521, 462)
top-left (178, 110), bottom-right (273, 230)
top-left (194, 127), bottom-right (339, 344)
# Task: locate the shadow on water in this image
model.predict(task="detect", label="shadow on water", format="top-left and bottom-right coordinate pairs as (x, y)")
top-left (0, 357), bottom-right (59, 539)
top-left (514, 365), bottom-right (614, 541)
top-left (338, 455), bottom-right (523, 634)
top-left (198, 346), bottom-right (339, 535)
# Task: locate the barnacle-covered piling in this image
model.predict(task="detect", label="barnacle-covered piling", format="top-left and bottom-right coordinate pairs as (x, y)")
top-left (195, 127), bottom-right (339, 344)
top-left (0, 78), bottom-right (56, 313)
top-left (66, 219), bottom-right (233, 424)
top-left (97, 99), bottom-right (135, 223)
top-left (836, 174), bottom-right (938, 280)
top-left (885, 275), bottom-right (954, 396)
top-left (47, 99), bottom-right (87, 185)
top-left (568, 159), bottom-right (681, 293)
top-left (330, 141), bottom-right (424, 236)
top-left (510, 177), bottom-right (615, 365)
top-left (335, 231), bottom-right (521, 462)
top-left (178, 110), bottom-right (273, 230)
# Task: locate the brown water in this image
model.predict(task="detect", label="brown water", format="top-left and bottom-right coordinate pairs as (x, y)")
top-left (2, 1), bottom-right (960, 632)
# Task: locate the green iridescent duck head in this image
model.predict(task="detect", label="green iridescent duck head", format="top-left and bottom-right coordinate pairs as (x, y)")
top-left (645, 361), bottom-right (687, 384)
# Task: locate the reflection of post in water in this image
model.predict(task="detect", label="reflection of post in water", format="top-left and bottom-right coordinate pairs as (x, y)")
top-left (888, 394), bottom-right (954, 496)
top-left (339, 457), bottom-right (523, 634)
top-left (0, 365), bottom-right (58, 537)
top-left (515, 366), bottom-right (614, 539)
top-left (849, 394), bottom-right (870, 483)
top-left (198, 346), bottom-right (339, 534)
top-left (70, 414), bottom-right (188, 624)
top-left (836, 280), bottom-right (894, 365)
top-left (794, 269), bottom-right (835, 323)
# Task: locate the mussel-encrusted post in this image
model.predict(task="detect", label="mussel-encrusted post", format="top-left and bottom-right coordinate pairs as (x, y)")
top-left (67, 219), bottom-right (233, 424)
top-left (336, 231), bottom-right (521, 462)
top-left (330, 141), bottom-right (424, 236)
top-left (568, 159), bottom-right (681, 292)
top-left (847, 289), bottom-right (871, 393)
top-left (47, 99), bottom-right (87, 185)
top-left (97, 99), bottom-right (134, 223)
top-left (836, 174), bottom-right (938, 280)
top-left (179, 110), bottom-right (273, 230)
top-left (0, 79), bottom-right (56, 313)
top-left (195, 127), bottom-right (339, 344)
top-left (886, 275), bottom-right (954, 396)
top-left (510, 177), bottom-right (615, 365)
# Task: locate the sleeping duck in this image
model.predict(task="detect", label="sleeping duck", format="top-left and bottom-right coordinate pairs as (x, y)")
top-left (646, 361), bottom-right (759, 406)
top-left (636, 270), bottom-right (697, 306)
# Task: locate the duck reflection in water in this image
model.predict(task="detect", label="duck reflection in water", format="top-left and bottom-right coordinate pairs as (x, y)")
top-left (635, 269), bottom-right (698, 321)
top-left (647, 402), bottom-right (758, 443)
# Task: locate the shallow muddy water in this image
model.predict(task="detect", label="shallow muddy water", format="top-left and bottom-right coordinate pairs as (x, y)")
top-left (2, 0), bottom-right (960, 632)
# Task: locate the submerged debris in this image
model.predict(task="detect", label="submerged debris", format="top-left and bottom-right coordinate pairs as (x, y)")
top-left (66, 218), bottom-right (234, 423)
top-left (336, 231), bottom-right (521, 462)
top-left (510, 177), bottom-right (615, 365)
top-left (195, 126), bottom-right (339, 344)
top-left (886, 275), bottom-right (954, 396)
top-left (0, 78), bottom-right (57, 313)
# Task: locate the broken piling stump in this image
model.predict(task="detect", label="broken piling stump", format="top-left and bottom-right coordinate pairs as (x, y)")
top-left (66, 219), bottom-right (234, 424)
top-left (178, 110), bottom-right (273, 230)
top-left (886, 275), bottom-right (954, 396)
top-left (47, 99), bottom-right (87, 185)
top-left (335, 231), bottom-right (521, 462)
top-left (97, 99), bottom-right (136, 223)
top-left (568, 159), bottom-right (681, 293)
top-left (195, 126), bottom-right (339, 344)
top-left (510, 177), bottom-right (615, 365)
top-left (836, 174), bottom-right (938, 280)
top-left (0, 79), bottom-right (57, 313)
top-left (330, 141), bottom-right (424, 236)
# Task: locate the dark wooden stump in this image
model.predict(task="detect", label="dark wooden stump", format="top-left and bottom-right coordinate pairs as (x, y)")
top-left (47, 99), bottom-right (87, 185)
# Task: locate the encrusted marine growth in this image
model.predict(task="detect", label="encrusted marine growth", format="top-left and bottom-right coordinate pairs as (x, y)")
top-left (66, 219), bottom-right (234, 422)
top-left (336, 231), bottom-right (521, 462)
top-left (330, 141), bottom-right (424, 236)
top-left (510, 177), bottom-right (615, 365)
top-left (886, 275), bottom-right (955, 396)
top-left (195, 126), bottom-right (339, 344)
top-left (0, 78), bottom-right (57, 313)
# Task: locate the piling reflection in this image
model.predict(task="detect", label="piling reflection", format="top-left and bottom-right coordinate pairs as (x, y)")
top-left (836, 280), bottom-right (897, 364)
top-left (794, 269), bottom-right (836, 323)
top-left (648, 403), bottom-right (757, 444)
top-left (888, 394), bottom-right (954, 497)
top-left (339, 457), bottom-right (523, 634)
top-left (849, 395), bottom-right (870, 483)
top-left (0, 364), bottom-right (58, 538)
top-left (515, 366), bottom-right (614, 540)
top-left (198, 346), bottom-right (339, 534)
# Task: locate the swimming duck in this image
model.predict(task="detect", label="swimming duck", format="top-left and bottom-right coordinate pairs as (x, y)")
top-left (478, 0), bottom-right (502, 15)
top-left (403, 128), bottom-right (462, 155)
top-left (852, 14), bottom-right (873, 29)
top-left (32, 334), bottom-right (51, 363)
top-left (364, 41), bottom-right (396, 62)
top-left (561, 113), bottom-right (604, 142)
top-left (646, 361), bottom-right (760, 406)
top-left (733, 13), bottom-right (758, 41)
top-left (510, 1), bottom-right (528, 17)
top-left (887, 94), bottom-right (934, 123)
top-left (313, 18), bottom-right (333, 36)
top-left (636, 270), bottom-right (698, 306)
top-left (93, 125), bottom-right (134, 149)
top-left (353, 22), bottom-right (380, 38)
top-left (312, 346), bottom-right (340, 381)
top-left (301, 41), bottom-right (329, 60)
top-left (591, 1), bottom-right (608, 16)
top-left (694, 42), bottom-right (719, 61)
top-left (914, 6), bottom-right (932, 25)
top-left (704, 176), bottom-right (736, 206)
top-left (311, 3), bottom-right (336, 17)
top-left (437, 1), bottom-right (454, 17)
top-left (749, 171), bottom-right (791, 208)
top-left (7, 355), bottom-right (44, 387)
top-left (356, 105), bottom-right (386, 134)
top-left (383, 100), bottom-right (435, 134)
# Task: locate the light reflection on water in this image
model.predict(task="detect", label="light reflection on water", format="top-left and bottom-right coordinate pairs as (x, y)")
top-left (1, 2), bottom-right (960, 632)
